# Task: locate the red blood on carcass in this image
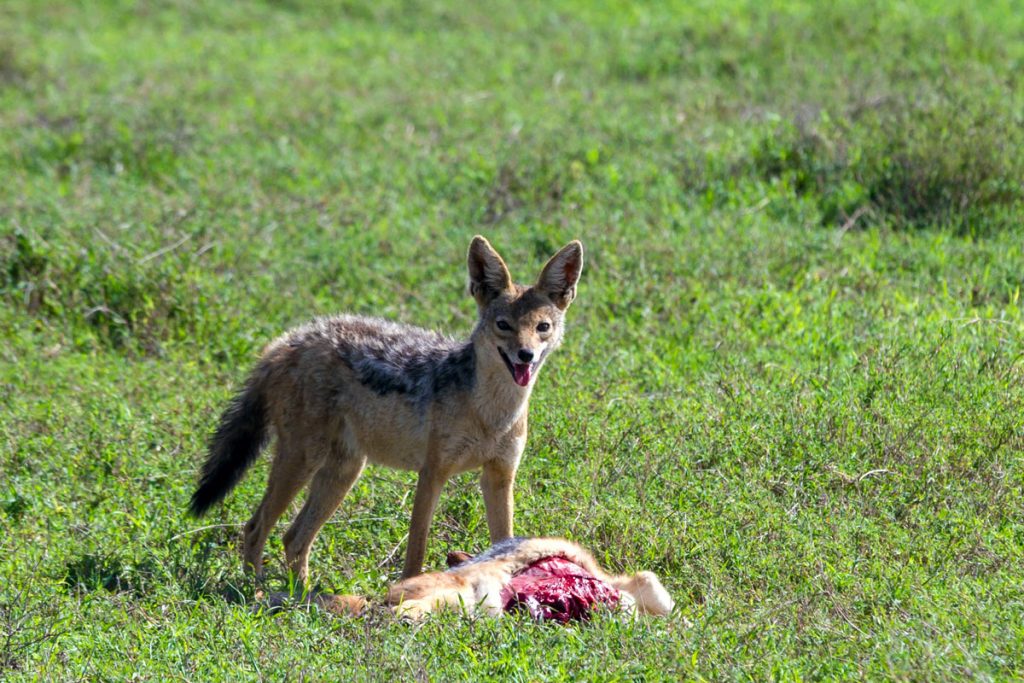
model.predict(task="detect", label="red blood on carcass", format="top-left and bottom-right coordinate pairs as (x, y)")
top-left (500, 556), bottom-right (620, 623)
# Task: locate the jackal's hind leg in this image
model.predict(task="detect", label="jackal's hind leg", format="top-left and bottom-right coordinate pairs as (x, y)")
top-left (283, 452), bottom-right (367, 584)
top-left (243, 441), bottom-right (316, 578)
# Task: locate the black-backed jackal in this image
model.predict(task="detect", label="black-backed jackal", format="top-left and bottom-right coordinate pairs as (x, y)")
top-left (189, 236), bottom-right (583, 580)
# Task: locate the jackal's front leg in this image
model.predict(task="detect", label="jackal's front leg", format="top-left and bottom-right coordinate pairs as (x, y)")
top-left (480, 460), bottom-right (516, 543)
top-left (402, 469), bottom-right (448, 579)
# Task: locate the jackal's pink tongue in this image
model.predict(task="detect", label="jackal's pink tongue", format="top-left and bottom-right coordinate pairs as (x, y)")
top-left (513, 363), bottom-right (532, 387)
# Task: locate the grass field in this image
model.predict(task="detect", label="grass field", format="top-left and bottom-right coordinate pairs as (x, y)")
top-left (2, 0), bottom-right (1023, 679)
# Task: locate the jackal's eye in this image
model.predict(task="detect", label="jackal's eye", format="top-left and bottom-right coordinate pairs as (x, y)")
top-left (496, 320), bottom-right (512, 332)
top-left (536, 322), bottom-right (551, 333)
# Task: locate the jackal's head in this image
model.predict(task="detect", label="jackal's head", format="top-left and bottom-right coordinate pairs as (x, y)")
top-left (468, 236), bottom-right (583, 388)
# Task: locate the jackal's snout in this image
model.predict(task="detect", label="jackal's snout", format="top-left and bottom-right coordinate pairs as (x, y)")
top-left (497, 346), bottom-right (536, 387)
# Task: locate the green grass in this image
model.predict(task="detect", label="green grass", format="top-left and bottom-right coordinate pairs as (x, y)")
top-left (2, 0), bottom-right (1023, 679)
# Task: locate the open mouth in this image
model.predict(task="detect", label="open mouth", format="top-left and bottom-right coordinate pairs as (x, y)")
top-left (498, 348), bottom-right (534, 387)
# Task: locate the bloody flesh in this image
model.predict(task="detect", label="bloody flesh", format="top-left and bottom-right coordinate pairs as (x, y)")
top-left (500, 556), bottom-right (620, 622)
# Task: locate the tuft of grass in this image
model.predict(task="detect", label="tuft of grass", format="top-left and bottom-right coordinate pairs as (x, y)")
top-left (742, 94), bottom-right (1024, 233)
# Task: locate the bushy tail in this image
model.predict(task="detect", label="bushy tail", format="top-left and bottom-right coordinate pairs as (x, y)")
top-left (189, 376), bottom-right (269, 516)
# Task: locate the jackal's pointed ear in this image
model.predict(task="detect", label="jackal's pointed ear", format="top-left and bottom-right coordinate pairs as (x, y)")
top-left (536, 240), bottom-right (583, 310)
top-left (468, 236), bottom-right (513, 307)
